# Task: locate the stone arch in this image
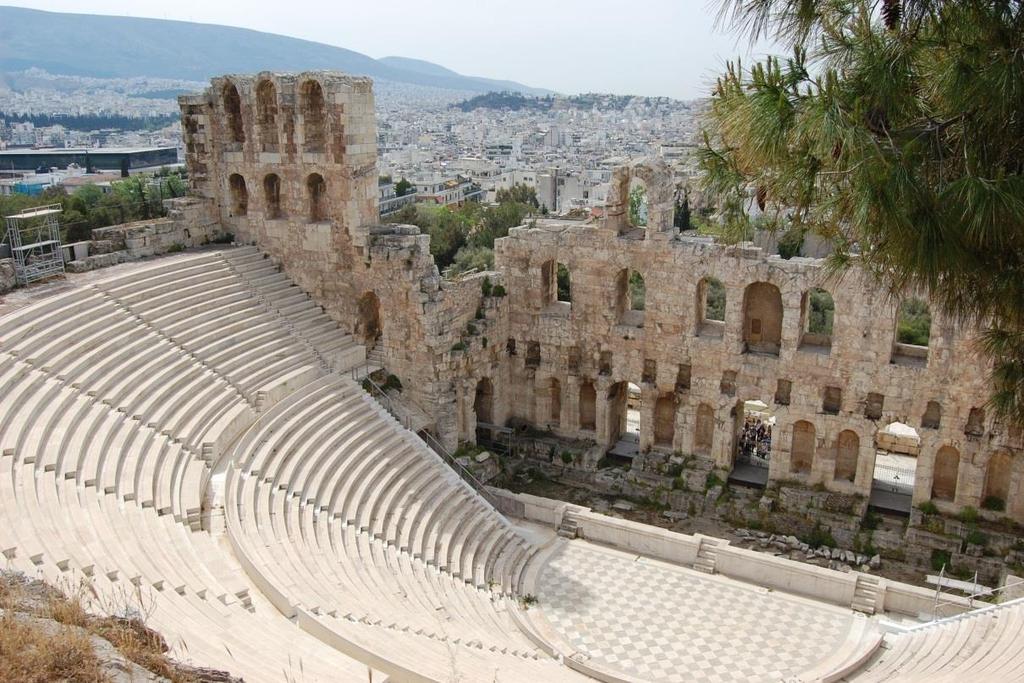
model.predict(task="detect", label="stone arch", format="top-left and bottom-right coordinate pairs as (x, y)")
top-left (579, 381), bottom-right (597, 431)
top-left (222, 81), bottom-right (244, 144)
top-left (834, 430), bottom-right (859, 482)
top-left (791, 420), bottom-right (815, 474)
top-left (696, 276), bottom-right (726, 337)
top-left (474, 378), bottom-right (494, 426)
top-left (653, 393), bottom-right (677, 447)
top-left (556, 262), bottom-right (571, 303)
top-left (604, 158), bottom-right (675, 236)
top-left (965, 407), bottom-right (985, 437)
top-left (355, 291), bottom-right (381, 348)
top-left (263, 173), bottom-right (283, 219)
top-left (307, 173), bottom-right (328, 222)
top-left (896, 297), bottom-right (931, 346)
top-left (549, 378), bottom-right (562, 425)
top-left (983, 450), bottom-right (1012, 505)
top-left (255, 79), bottom-right (279, 151)
top-left (743, 282), bottom-right (783, 355)
top-left (800, 287), bottom-right (834, 348)
top-left (932, 445), bottom-right (960, 501)
top-left (695, 403), bottom-right (715, 456)
top-left (300, 79), bottom-right (327, 152)
top-left (228, 173), bottom-right (248, 216)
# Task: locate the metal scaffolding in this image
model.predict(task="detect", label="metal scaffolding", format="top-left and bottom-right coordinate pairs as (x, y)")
top-left (3, 203), bottom-right (65, 285)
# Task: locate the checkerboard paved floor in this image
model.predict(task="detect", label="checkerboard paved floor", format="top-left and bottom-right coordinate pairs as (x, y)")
top-left (536, 540), bottom-right (855, 682)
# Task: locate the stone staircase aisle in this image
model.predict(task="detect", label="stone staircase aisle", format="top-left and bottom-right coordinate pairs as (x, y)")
top-left (852, 574), bottom-right (880, 614)
top-left (694, 537), bottom-right (719, 574)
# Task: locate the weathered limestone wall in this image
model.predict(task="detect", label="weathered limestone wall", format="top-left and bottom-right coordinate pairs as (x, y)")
top-left (180, 72), bottom-right (484, 448)
top-left (180, 75), bottom-right (1022, 520)
top-left (0, 259), bottom-right (15, 294)
top-left (90, 197), bottom-right (227, 259)
top-left (486, 159), bottom-right (1023, 522)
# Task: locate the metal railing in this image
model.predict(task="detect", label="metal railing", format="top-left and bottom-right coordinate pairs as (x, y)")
top-left (418, 429), bottom-right (499, 507)
top-left (354, 368), bottom-right (411, 430)
top-left (871, 462), bottom-right (916, 495)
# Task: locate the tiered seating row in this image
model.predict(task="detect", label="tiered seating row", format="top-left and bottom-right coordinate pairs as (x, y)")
top-left (224, 376), bottom-right (585, 681)
top-left (849, 599), bottom-right (1024, 681)
top-left (0, 250), bottom-right (382, 681)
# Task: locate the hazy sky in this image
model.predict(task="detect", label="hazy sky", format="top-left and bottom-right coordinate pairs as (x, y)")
top-left (4, 0), bottom-right (776, 98)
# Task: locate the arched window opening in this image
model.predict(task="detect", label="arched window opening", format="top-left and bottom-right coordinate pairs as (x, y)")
top-left (790, 420), bottom-right (815, 474)
top-left (301, 79), bottom-right (327, 152)
top-left (255, 79), bottom-right (279, 151)
top-left (697, 276), bottom-right (726, 337)
top-left (541, 260), bottom-right (571, 307)
top-left (653, 393), bottom-right (677, 447)
top-left (579, 381), bottom-right (597, 431)
top-left (893, 297), bottom-right (931, 366)
top-left (983, 450), bottom-right (1011, 510)
top-left (695, 403), bottom-right (715, 456)
top-left (263, 173), bottom-right (283, 219)
top-left (228, 174), bottom-right (248, 217)
top-left (922, 401), bottom-right (942, 430)
top-left (222, 82), bottom-right (244, 145)
top-left (628, 178), bottom-right (648, 229)
top-left (965, 407), bottom-right (985, 437)
top-left (743, 282), bottom-right (783, 355)
top-left (629, 271), bottom-right (645, 311)
top-left (606, 382), bottom-right (641, 455)
top-left (474, 378), bottom-right (494, 425)
top-left (615, 269), bottom-right (645, 326)
top-left (355, 291), bottom-right (381, 348)
top-left (307, 173), bottom-right (328, 222)
top-left (932, 446), bottom-right (960, 502)
top-left (549, 378), bottom-right (562, 425)
top-left (800, 288), bottom-right (834, 350)
top-left (557, 263), bottom-right (571, 303)
top-left (835, 430), bottom-right (859, 482)
top-left (872, 422), bottom-right (920, 511)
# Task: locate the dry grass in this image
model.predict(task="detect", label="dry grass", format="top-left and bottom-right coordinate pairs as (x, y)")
top-left (0, 611), bottom-right (107, 682)
top-left (0, 572), bottom-right (208, 683)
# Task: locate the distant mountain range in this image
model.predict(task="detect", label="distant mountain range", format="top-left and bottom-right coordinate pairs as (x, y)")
top-left (0, 6), bottom-right (552, 95)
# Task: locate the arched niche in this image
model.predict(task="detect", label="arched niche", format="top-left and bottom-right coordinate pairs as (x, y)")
top-left (255, 79), bottom-right (279, 152)
top-left (579, 381), bottom-right (597, 431)
top-left (228, 173), bottom-right (248, 216)
top-left (932, 445), bottom-right (960, 502)
top-left (791, 420), bottom-right (815, 474)
top-left (834, 430), bottom-right (859, 482)
top-left (743, 282), bottom-right (783, 355)
top-left (263, 173), bottom-right (283, 219)
top-left (222, 81), bottom-right (244, 144)
top-left (474, 378), bottom-right (494, 425)
top-left (307, 173), bottom-right (328, 222)
top-left (300, 79), bottom-right (327, 152)
top-left (355, 291), bottom-right (381, 348)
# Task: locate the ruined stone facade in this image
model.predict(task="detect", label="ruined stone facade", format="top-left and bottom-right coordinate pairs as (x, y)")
top-left (181, 73), bottom-right (1024, 523)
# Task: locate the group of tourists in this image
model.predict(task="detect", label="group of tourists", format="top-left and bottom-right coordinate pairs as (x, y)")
top-left (739, 415), bottom-right (772, 462)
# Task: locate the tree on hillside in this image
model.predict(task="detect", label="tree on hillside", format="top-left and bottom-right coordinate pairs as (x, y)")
top-left (395, 178), bottom-right (413, 197)
top-left (496, 184), bottom-right (539, 208)
top-left (700, 0), bottom-right (1024, 425)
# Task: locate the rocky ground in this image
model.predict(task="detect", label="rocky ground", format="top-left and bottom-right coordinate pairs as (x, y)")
top-left (0, 571), bottom-right (241, 683)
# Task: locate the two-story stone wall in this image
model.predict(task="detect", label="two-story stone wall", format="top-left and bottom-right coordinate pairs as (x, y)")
top-left (482, 160), bottom-right (1023, 522)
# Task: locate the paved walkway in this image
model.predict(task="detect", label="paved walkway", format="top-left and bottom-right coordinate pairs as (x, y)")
top-left (535, 540), bottom-right (855, 682)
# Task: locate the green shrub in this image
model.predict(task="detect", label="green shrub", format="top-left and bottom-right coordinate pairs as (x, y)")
top-left (560, 451), bottom-right (573, 464)
top-left (481, 277), bottom-right (492, 297)
top-left (918, 501), bottom-right (939, 515)
top-left (862, 510), bottom-right (882, 531)
top-left (801, 521), bottom-right (837, 549)
top-left (981, 496), bottom-right (1006, 512)
top-left (166, 242), bottom-right (185, 253)
top-left (491, 284), bottom-right (507, 297)
top-left (966, 529), bottom-right (988, 546)
top-left (958, 506), bottom-right (980, 524)
top-left (705, 472), bottom-right (724, 490)
top-left (450, 341), bottom-right (468, 352)
top-left (672, 476), bottom-right (686, 491)
top-left (466, 322), bottom-right (478, 336)
top-left (930, 549), bottom-right (952, 572)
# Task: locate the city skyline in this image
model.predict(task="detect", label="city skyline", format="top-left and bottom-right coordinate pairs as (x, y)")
top-left (0, 0), bottom-right (774, 99)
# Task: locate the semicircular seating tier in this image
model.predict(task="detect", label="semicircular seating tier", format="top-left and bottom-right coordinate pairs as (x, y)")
top-left (0, 247), bottom-right (582, 682)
